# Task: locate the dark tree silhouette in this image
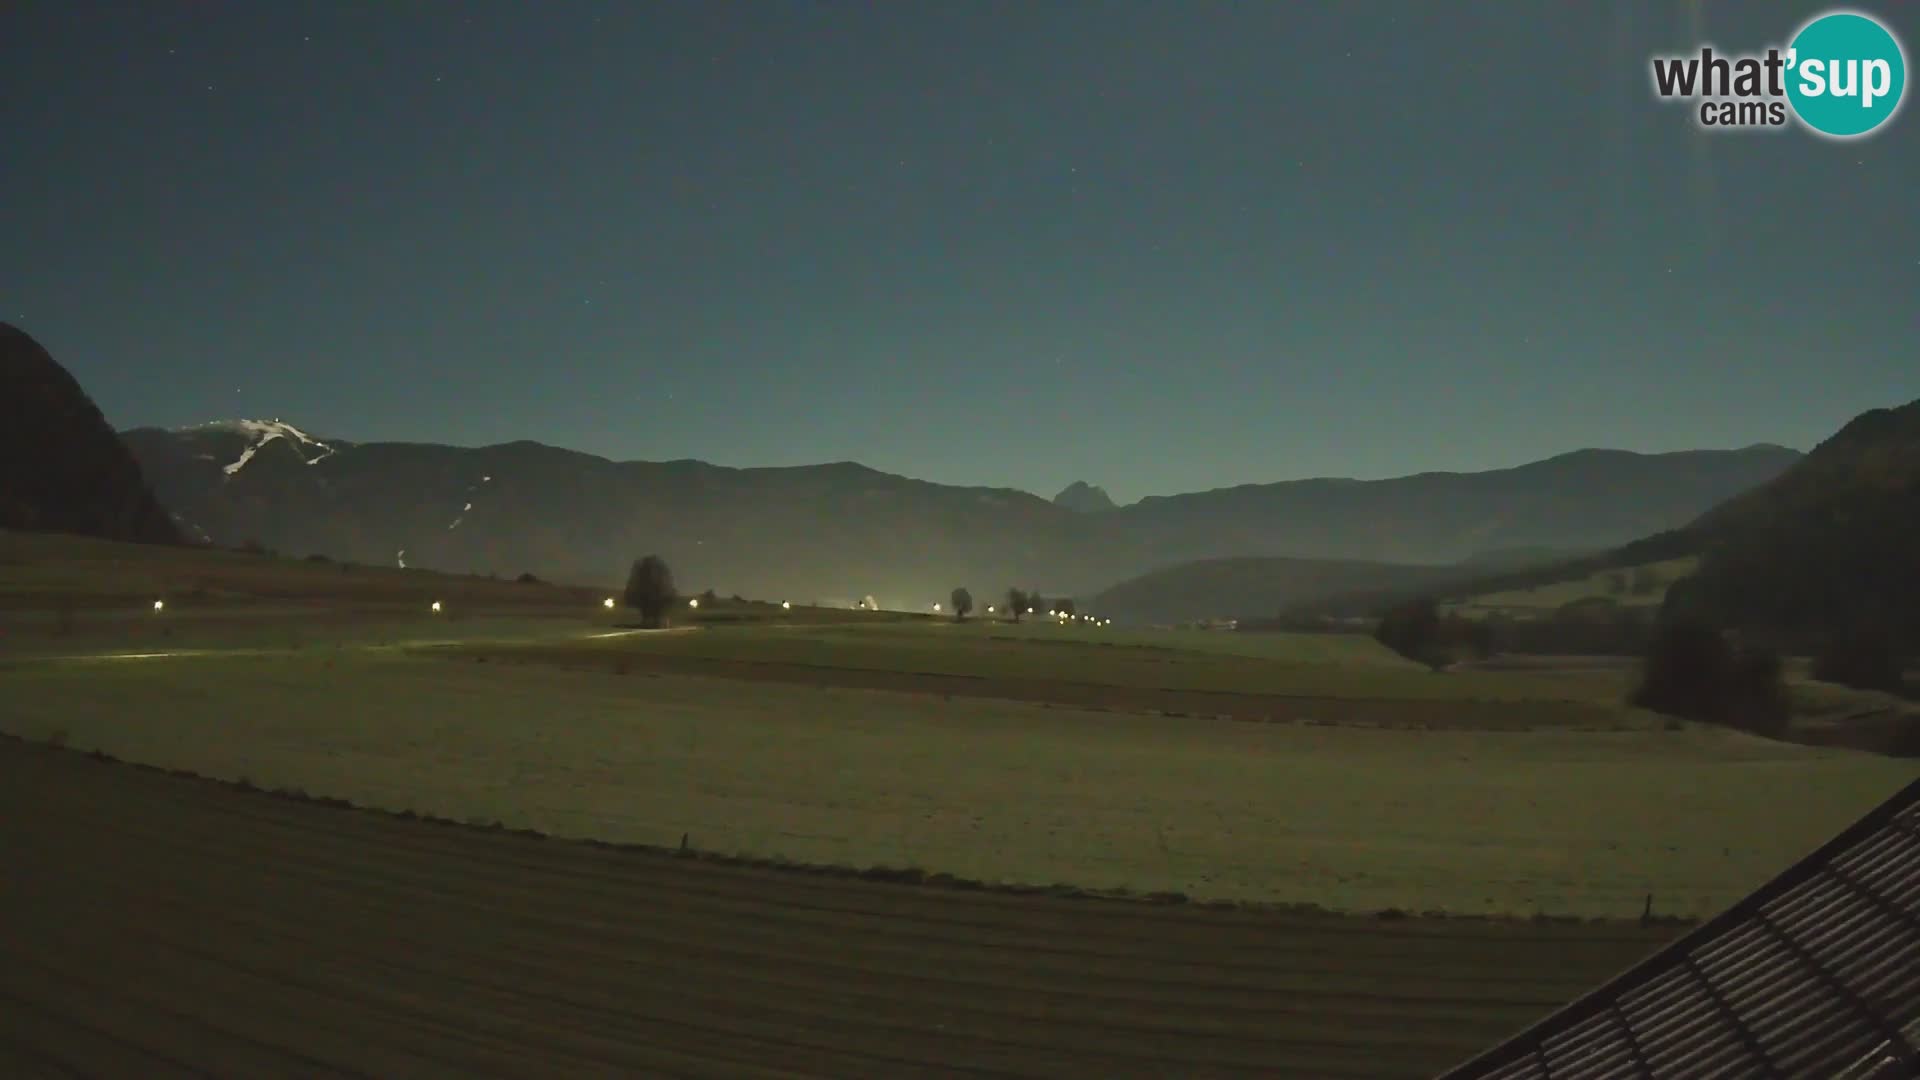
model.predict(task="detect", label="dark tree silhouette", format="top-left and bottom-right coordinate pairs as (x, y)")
top-left (950, 587), bottom-right (973, 622)
top-left (1631, 619), bottom-right (1732, 722)
top-left (1374, 596), bottom-right (1444, 668)
top-left (624, 555), bottom-right (676, 628)
top-left (1812, 627), bottom-right (1906, 693)
top-left (1005, 588), bottom-right (1028, 623)
top-left (1630, 618), bottom-right (1790, 737)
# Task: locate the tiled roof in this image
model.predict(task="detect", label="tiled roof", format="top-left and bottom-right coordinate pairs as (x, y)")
top-left (1439, 776), bottom-right (1920, 1079)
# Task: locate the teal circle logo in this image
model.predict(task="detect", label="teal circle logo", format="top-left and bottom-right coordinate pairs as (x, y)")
top-left (1786, 11), bottom-right (1907, 138)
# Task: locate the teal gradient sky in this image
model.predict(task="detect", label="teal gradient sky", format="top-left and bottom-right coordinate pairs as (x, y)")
top-left (3, 1), bottom-right (1914, 502)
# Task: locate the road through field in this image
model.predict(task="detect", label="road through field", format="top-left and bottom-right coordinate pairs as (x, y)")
top-left (0, 738), bottom-right (1679, 1079)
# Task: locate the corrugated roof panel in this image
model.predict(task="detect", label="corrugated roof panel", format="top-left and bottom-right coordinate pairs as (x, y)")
top-left (1438, 777), bottom-right (1920, 1079)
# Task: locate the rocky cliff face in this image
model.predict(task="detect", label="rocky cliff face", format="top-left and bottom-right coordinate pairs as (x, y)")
top-left (1052, 481), bottom-right (1117, 513)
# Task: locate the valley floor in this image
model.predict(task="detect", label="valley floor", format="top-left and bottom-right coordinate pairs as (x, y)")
top-left (3, 534), bottom-right (1914, 1077)
top-left (5, 639), bottom-right (1911, 917)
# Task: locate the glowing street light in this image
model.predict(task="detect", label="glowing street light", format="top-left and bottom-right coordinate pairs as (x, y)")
top-left (986, 605), bottom-right (995, 613)
top-left (781, 600), bottom-right (792, 610)
top-left (688, 597), bottom-right (700, 609)
top-left (932, 602), bottom-right (942, 612)
top-left (1027, 607), bottom-right (1035, 614)
top-left (430, 601), bottom-right (442, 613)
top-left (603, 597), bottom-right (616, 609)
top-left (152, 600), bottom-right (165, 613)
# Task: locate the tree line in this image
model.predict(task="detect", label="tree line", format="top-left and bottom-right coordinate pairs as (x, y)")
top-left (619, 556), bottom-right (1083, 628)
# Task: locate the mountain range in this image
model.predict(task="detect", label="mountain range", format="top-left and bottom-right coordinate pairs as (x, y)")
top-left (1256, 395), bottom-right (1920, 645)
top-left (118, 418), bottom-right (1798, 607)
top-left (0, 324), bottom-right (1819, 612)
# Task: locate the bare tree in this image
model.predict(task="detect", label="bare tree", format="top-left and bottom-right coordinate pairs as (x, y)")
top-left (1005, 587), bottom-right (1027, 623)
top-left (950, 587), bottom-right (973, 622)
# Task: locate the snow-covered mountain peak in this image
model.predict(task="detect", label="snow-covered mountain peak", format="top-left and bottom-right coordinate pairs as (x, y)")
top-left (181, 418), bottom-right (336, 474)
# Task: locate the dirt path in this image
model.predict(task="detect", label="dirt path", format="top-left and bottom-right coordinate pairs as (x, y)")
top-left (0, 739), bottom-right (1676, 1078)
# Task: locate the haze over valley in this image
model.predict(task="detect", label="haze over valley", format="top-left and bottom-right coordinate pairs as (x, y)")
top-left (119, 412), bottom-right (1800, 613)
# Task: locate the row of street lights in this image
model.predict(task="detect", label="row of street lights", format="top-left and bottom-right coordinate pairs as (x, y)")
top-left (591, 596), bottom-right (796, 613)
top-left (931, 601), bottom-right (1110, 627)
top-left (142, 595), bottom-right (800, 618)
top-left (147, 594), bottom-right (1098, 625)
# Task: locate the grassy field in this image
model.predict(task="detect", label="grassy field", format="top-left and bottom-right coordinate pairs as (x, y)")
top-left (1450, 556), bottom-right (1699, 616)
top-left (6, 646), bottom-right (1910, 918)
top-left (463, 620), bottom-right (1638, 713)
top-left (0, 528), bottom-right (612, 610)
top-left (0, 527), bottom-right (921, 656)
top-left (6, 531), bottom-right (1916, 1075)
top-left (0, 737), bottom-right (1691, 1079)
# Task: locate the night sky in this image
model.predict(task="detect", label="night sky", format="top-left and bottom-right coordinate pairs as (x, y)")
top-left (5, 1), bottom-right (1915, 503)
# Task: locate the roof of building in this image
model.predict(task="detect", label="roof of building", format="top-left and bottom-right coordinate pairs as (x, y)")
top-left (1439, 775), bottom-right (1920, 1079)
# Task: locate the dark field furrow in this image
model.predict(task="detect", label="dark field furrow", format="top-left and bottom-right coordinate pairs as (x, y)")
top-left (0, 985), bottom-right (208, 1080)
top-left (10, 819), bottom-right (1579, 1075)
top-left (10, 748), bottom-right (1655, 995)
top-left (21, 745), bottom-right (1658, 956)
top-left (0, 740), bottom-right (1674, 1078)
top-left (8, 804), bottom-right (1519, 1074)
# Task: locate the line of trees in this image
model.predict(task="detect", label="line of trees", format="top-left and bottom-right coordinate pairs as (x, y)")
top-left (617, 558), bottom-right (1070, 629)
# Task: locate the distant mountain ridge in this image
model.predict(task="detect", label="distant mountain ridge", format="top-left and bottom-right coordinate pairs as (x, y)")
top-left (1053, 481), bottom-right (1117, 512)
top-left (1269, 397), bottom-right (1920, 642)
top-left (0, 324), bottom-right (179, 545)
top-left (120, 419), bottom-right (1801, 606)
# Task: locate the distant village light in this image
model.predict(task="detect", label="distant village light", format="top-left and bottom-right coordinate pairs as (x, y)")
top-left (430, 601), bottom-right (442, 613)
top-left (781, 600), bottom-right (792, 610)
top-left (688, 597), bottom-right (700, 609)
top-left (932, 602), bottom-right (942, 612)
top-left (603, 597), bottom-right (616, 609)
top-left (152, 600), bottom-right (165, 612)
